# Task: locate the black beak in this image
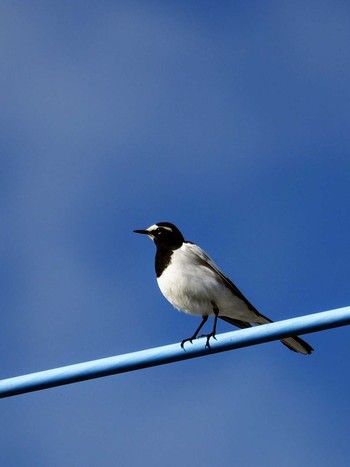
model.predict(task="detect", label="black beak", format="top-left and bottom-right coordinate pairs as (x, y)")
top-left (133, 229), bottom-right (149, 235)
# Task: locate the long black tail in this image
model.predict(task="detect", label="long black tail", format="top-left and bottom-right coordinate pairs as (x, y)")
top-left (220, 316), bottom-right (313, 355)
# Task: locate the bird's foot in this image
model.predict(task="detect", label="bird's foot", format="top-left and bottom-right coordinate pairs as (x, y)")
top-left (180, 336), bottom-right (196, 350)
top-left (200, 332), bottom-right (217, 349)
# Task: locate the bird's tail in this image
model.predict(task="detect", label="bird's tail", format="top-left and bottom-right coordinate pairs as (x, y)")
top-left (279, 335), bottom-right (313, 355)
top-left (255, 313), bottom-right (313, 355)
top-left (220, 314), bottom-right (313, 355)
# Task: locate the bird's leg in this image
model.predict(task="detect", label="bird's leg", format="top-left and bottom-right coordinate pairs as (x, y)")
top-left (203, 305), bottom-right (219, 349)
top-left (181, 315), bottom-right (208, 349)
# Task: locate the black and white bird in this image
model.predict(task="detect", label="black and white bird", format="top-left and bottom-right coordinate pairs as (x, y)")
top-left (134, 222), bottom-right (313, 355)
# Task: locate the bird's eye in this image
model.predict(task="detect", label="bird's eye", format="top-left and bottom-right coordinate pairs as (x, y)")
top-left (156, 229), bottom-right (163, 235)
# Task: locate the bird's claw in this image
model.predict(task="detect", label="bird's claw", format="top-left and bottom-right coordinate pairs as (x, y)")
top-left (181, 333), bottom-right (217, 350)
top-left (180, 337), bottom-right (194, 350)
top-left (205, 333), bottom-right (217, 349)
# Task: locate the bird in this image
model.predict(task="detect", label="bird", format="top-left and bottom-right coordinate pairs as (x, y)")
top-left (134, 222), bottom-right (313, 355)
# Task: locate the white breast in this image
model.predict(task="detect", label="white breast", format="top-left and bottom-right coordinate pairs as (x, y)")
top-left (157, 243), bottom-right (251, 319)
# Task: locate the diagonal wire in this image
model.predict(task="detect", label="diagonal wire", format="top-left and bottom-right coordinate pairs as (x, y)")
top-left (1, 306), bottom-right (349, 399)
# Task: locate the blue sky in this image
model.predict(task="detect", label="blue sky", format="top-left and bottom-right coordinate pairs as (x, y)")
top-left (1, 1), bottom-right (350, 465)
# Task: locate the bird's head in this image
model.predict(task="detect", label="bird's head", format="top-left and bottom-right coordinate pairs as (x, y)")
top-left (134, 222), bottom-right (184, 249)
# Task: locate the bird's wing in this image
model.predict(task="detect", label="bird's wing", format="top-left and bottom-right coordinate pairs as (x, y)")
top-left (219, 316), bottom-right (252, 328)
top-left (184, 241), bottom-right (260, 316)
top-left (184, 243), bottom-right (313, 354)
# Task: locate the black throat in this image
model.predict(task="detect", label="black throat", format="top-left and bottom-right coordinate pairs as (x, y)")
top-left (155, 246), bottom-right (174, 278)
top-left (149, 222), bottom-right (185, 277)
